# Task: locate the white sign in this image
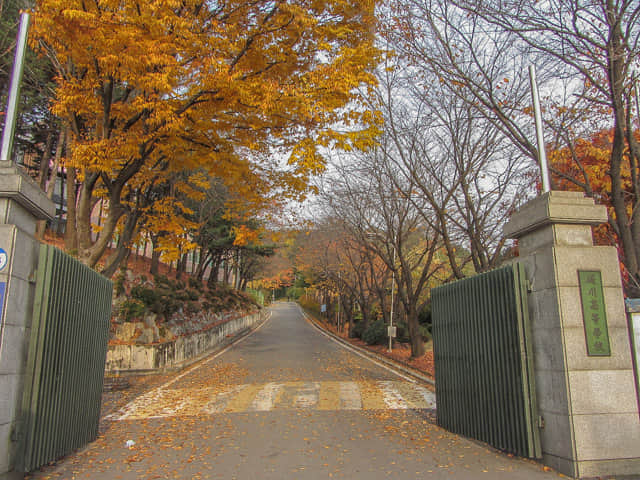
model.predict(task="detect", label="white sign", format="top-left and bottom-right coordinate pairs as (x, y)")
top-left (0, 248), bottom-right (7, 272)
top-left (632, 313), bottom-right (640, 390)
top-left (388, 326), bottom-right (397, 338)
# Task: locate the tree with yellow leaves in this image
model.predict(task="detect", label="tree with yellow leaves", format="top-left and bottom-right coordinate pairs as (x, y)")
top-left (32, 0), bottom-right (379, 276)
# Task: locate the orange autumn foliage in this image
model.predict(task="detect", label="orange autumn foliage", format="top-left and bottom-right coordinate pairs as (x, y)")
top-left (549, 127), bottom-right (639, 256)
top-left (31, 0), bottom-right (381, 274)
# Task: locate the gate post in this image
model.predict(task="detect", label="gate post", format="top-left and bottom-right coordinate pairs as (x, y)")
top-left (505, 190), bottom-right (640, 478)
top-left (0, 161), bottom-right (54, 479)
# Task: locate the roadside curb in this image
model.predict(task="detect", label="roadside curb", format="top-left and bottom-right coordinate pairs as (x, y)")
top-left (300, 308), bottom-right (435, 387)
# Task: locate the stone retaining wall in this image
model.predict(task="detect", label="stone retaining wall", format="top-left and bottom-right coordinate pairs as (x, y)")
top-left (106, 310), bottom-right (264, 373)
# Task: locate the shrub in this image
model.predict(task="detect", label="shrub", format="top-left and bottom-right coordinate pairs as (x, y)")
top-left (131, 285), bottom-right (159, 307)
top-left (188, 277), bottom-right (203, 291)
top-left (154, 274), bottom-right (171, 287)
top-left (114, 271), bottom-right (126, 297)
top-left (185, 288), bottom-right (200, 301)
top-left (362, 319), bottom-right (387, 345)
top-left (119, 299), bottom-right (146, 321)
top-left (420, 324), bottom-right (432, 342)
top-left (175, 290), bottom-right (190, 301)
top-left (394, 321), bottom-right (411, 343)
top-left (418, 304), bottom-right (432, 325)
top-left (351, 320), bottom-right (367, 339)
top-left (202, 301), bottom-right (213, 311)
top-left (184, 301), bottom-right (200, 315)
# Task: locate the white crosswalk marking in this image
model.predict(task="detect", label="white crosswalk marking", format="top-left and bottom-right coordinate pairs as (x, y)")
top-left (415, 384), bottom-right (437, 408)
top-left (293, 382), bottom-right (320, 408)
top-left (203, 385), bottom-right (248, 414)
top-left (249, 382), bottom-right (283, 411)
top-left (379, 381), bottom-right (410, 409)
top-left (114, 380), bottom-right (435, 420)
top-left (339, 381), bottom-right (362, 410)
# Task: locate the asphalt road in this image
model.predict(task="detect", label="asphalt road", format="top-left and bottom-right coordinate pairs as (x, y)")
top-left (26, 302), bottom-right (563, 479)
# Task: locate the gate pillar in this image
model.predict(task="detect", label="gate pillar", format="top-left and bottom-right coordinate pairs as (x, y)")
top-left (0, 161), bottom-right (54, 479)
top-left (505, 190), bottom-right (640, 478)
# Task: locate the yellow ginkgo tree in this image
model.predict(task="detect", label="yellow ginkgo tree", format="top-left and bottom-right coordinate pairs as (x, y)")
top-left (32, 0), bottom-right (380, 276)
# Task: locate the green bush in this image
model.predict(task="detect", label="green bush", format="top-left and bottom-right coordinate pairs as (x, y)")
top-left (395, 321), bottom-right (411, 343)
top-left (393, 320), bottom-right (431, 342)
top-left (362, 319), bottom-right (387, 345)
top-left (418, 304), bottom-right (432, 325)
top-left (131, 285), bottom-right (159, 307)
top-left (420, 324), bottom-right (432, 342)
top-left (184, 301), bottom-right (200, 315)
top-left (114, 271), bottom-right (126, 297)
top-left (154, 274), bottom-right (171, 287)
top-left (185, 288), bottom-right (200, 301)
top-left (188, 277), bottom-right (203, 291)
top-left (351, 320), bottom-right (367, 339)
top-left (119, 299), bottom-right (146, 321)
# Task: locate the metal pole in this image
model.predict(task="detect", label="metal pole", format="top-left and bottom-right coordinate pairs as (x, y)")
top-left (1, 13), bottom-right (30, 162)
top-left (389, 245), bottom-right (396, 352)
top-left (528, 65), bottom-right (551, 193)
top-left (634, 72), bottom-right (640, 130)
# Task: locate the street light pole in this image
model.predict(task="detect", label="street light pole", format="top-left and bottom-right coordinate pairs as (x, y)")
top-left (389, 244), bottom-right (396, 352)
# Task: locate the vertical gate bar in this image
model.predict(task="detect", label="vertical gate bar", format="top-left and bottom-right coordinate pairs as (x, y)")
top-left (509, 268), bottom-right (522, 454)
top-left (515, 263), bottom-right (541, 458)
top-left (35, 246), bottom-right (65, 467)
top-left (54, 250), bottom-right (70, 457)
top-left (496, 270), bottom-right (511, 452)
top-left (489, 271), bottom-right (503, 449)
top-left (471, 276), bottom-right (483, 442)
top-left (486, 271), bottom-right (499, 448)
top-left (54, 249), bottom-right (75, 459)
top-left (65, 254), bottom-right (83, 452)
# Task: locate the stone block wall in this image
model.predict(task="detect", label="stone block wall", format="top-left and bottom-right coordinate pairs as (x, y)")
top-left (106, 311), bottom-right (264, 373)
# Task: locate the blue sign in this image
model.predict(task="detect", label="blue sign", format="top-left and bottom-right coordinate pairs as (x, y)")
top-left (0, 282), bottom-right (5, 316)
top-left (0, 248), bottom-right (7, 272)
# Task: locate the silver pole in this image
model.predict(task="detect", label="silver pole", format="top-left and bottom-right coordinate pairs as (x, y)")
top-left (528, 64), bottom-right (551, 193)
top-left (389, 245), bottom-right (395, 352)
top-left (634, 72), bottom-right (640, 130)
top-left (1, 13), bottom-right (30, 162)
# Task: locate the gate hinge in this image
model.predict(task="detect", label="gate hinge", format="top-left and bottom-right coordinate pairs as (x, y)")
top-left (526, 280), bottom-right (533, 293)
top-left (28, 269), bottom-right (37, 284)
top-left (537, 416), bottom-right (545, 429)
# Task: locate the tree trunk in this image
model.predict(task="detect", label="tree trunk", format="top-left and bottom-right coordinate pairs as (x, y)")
top-left (64, 166), bottom-right (78, 252)
top-left (207, 258), bottom-right (219, 287)
top-left (195, 247), bottom-right (210, 280)
top-left (37, 130), bottom-right (54, 190)
top-left (101, 211), bottom-right (140, 278)
top-left (36, 128), bottom-right (65, 240)
top-left (406, 302), bottom-right (425, 358)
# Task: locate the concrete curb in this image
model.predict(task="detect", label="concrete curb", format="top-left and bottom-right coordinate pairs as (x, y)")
top-left (300, 308), bottom-right (435, 388)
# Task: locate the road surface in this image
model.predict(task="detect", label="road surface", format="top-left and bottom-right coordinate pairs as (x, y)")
top-left (27, 302), bottom-right (562, 479)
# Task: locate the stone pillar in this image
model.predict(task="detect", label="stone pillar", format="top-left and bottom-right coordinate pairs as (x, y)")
top-left (0, 161), bottom-right (54, 479)
top-left (504, 190), bottom-right (640, 478)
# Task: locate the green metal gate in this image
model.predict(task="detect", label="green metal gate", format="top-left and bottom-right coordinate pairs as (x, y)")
top-left (431, 263), bottom-right (541, 458)
top-left (18, 244), bottom-right (112, 472)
